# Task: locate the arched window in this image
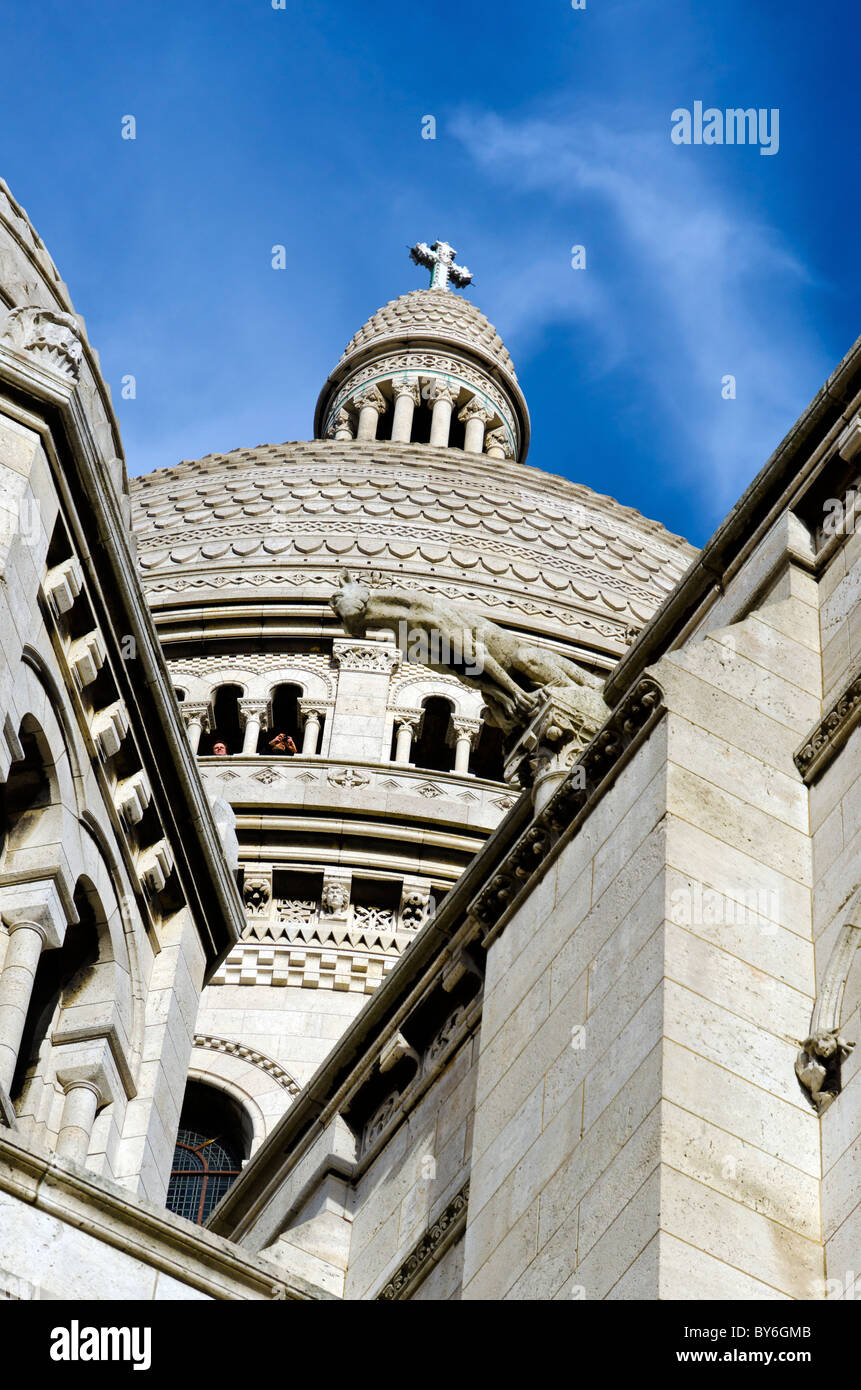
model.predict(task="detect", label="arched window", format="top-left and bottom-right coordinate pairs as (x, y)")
top-left (411, 697), bottom-right (456, 774)
top-left (166, 1081), bottom-right (251, 1224)
top-left (202, 684), bottom-right (244, 755)
top-left (0, 717), bottom-right (56, 860)
top-left (259, 684), bottom-right (303, 754)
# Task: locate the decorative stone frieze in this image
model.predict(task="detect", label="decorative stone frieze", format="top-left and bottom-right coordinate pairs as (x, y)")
top-left (794, 668), bottom-right (861, 783)
top-left (376, 1182), bottom-right (470, 1300)
top-left (193, 1034), bottom-right (301, 1096)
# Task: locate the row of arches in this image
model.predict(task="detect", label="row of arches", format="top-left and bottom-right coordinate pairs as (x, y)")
top-left (391, 696), bottom-right (505, 781)
top-left (178, 683), bottom-right (311, 757)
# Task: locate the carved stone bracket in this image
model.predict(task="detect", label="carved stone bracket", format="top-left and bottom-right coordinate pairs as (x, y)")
top-left (470, 678), bottom-right (665, 944)
top-left (503, 684), bottom-right (608, 788)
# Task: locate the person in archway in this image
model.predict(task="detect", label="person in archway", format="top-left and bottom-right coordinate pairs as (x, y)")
top-left (268, 732), bottom-right (297, 756)
top-left (212, 741), bottom-right (229, 757)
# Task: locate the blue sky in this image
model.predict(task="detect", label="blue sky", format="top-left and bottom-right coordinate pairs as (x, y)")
top-left (2, 0), bottom-right (858, 545)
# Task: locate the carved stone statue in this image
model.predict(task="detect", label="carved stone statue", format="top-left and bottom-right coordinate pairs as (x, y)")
top-left (795, 1029), bottom-right (855, 1114)
top-left (330, 571), bottom-right (609, 737)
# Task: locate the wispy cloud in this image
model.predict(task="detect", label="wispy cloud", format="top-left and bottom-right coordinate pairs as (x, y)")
top-left (452, 109), bottom-right (829, 512)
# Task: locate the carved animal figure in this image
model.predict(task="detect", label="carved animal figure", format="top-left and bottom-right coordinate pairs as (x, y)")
top-left (330, 572), bottom-right (608, 732)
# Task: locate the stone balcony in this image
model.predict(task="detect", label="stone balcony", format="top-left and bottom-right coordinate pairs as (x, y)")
top-left (197, 755), bottom-right (520, 836)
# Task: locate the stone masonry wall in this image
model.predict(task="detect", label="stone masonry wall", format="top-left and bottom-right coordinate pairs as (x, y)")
top-left (461, 577), bottom-right (824, 1299)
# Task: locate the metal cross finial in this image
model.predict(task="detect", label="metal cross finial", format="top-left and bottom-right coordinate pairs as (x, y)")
top-left (409, 240), bottom-right (473, 291)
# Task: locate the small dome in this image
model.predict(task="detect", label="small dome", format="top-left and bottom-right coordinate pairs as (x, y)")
top-left (340, 289), bottom-right (517, 380)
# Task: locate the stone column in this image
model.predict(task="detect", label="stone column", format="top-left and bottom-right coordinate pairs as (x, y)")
top-left (353, 386), bottom-right (387, 442)
top-left (451, 718), bottom-right (482, 775)
top-left (391, 379), bottom-right (422, 443)
top-left (393, 711), bottom-right (423, 765)
top-left (459, 398), bottom-right (492, 455)
top-left (425, 380), bottom-right (458, 448)
top-left (53, 1041), bottom-right (122, 1165)
top-left (56, 1081), bottom-right (100, 1162)
top-left (327, 408), bottom-right (355, 442)
top-left (0, 880), bottom-right (69, 1096)
top-left (301, 708), bottom-right (323, 756)
top-left (239, 699), bottom-right (269, 756)
top-left (181, 703), bottom-right (210, 754)
top-left (485, 426), bottom-right (514, 461)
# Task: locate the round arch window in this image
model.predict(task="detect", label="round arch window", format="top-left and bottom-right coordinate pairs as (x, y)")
top-left (166, 1081), bottom-right (251, 1224)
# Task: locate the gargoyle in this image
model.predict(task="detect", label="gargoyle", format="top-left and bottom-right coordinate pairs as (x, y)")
top-left (330, 571), bottom-right (609, 735)
top-left (795, 1029), bottom-right (855, 1114)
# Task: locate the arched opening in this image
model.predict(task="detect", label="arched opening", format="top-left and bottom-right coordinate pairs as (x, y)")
top-left (0, 717), bottom-right (56, 859)
top-left (471, 723), bottom-right (506, 781)
top-left (449, 410), bottom-right (467, 452)
top-left (412, 697), bottom-right (456, 774)
top-left (259, 684), bottom-right (303, 755)
top-left (166, 1080), bottom-right (252, 1224)
top-left (10, 880), bottom-right (103, 1107)
top-left (202, 684), bottom-right (243, 756)
top-left (412, 399), bottom-right (433, 445)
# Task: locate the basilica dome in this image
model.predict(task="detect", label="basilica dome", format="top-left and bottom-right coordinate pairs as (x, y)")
top-left (129, 247), bottom-right (697, 1123)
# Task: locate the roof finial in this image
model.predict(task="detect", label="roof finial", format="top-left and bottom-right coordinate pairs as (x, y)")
top-left (409, 240), bottom-right (473, 291)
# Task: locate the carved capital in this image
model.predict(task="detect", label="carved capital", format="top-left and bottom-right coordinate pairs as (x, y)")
top-left (351, 385), bottom-right (387, 416)
top-left (457, 396), bottom-right (492, 425)
top-left (0, 877), bottom-right (71, 951)
top-left (299, 699), bottom-right (334, 724)
top-left (390, 375), bottom-right (422, 407)
top-left (0, 306), bottom-right (84, 382)
top-left (393, 707), bottom-right (424, 734)
top-left (333, 640), bottom-right (401, 674)
top-left (238, 698), bottom-right (269, 727)
top-left (485, 426), bottom-right (514, 459)
top-left (422, 377), bottom-right (457, 406)
top-left (449, 716), bottom-right (482, 748)
top-left (327, 407), bottom-right (355, 441)
top-left (181, 702), bottom-right (211, 731)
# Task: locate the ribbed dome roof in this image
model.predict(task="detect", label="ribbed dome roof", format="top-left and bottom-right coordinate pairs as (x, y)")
top-left (340, 289), bottom-right (517, 379)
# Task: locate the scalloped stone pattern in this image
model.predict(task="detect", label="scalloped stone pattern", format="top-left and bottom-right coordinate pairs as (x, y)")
top-left (131, 442), bottom-right (697, 659)
top-left (340, 290), bottom-right (517, 377)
